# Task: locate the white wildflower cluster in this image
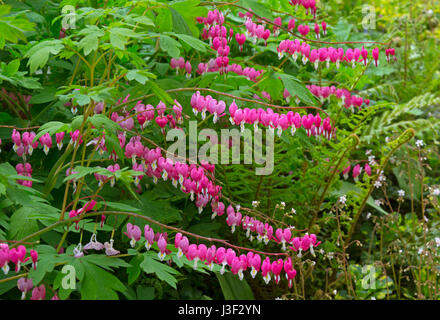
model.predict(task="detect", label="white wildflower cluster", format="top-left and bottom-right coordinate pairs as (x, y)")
top-left (397, 189), bottom-right (405, 198)
top-left (415, 140), bottom-right (424, 148)
top-left (365, 149), bottom-right (372, 155)
top-left (429, 187), bottom-right (440, 197)
top-left (368, 155), bottom-right (377, 166)
top-left (374, 171), bottom-right (386, 188)
top-left (374, 199), bottom-right (383, 207)
top-left (339, 195), bottom-right (347, 205)
top-left (279, 202), bottom-right (286, 210)
top-left (252, 200), bottom-right (260, 208)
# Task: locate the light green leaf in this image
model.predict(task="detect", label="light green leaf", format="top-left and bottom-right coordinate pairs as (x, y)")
top-left (277, 73), bottom-right (317, 105)
top-left (216, 273), bottom-right (255, 300)
top-left (159, 35), bottom-right (181, 58)
top-left (140, 252), bottom-right (180, 289)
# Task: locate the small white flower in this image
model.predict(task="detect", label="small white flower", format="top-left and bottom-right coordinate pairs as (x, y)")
top-left (398, 189), bottom-right (405, 197)
top-left (385, 137), bottom-right (390, 143)
top-left (366, 212), bottom-right (372, 220)
top-left (374, 199), bottom-right (382, 206)
top-left (432, 188), bottom-right (440, 196)
top-left (333, 290), bottom-right (337, 295)
top-left (291, 208), bottom-right (296, 214)
top-left (374, 180), bottom-right (382, 188)
top-left (368, 155), bottom-right (376, 166)
top-left (424, 216), bottom-right (429, 222)
top-left (435, 237), bottom-right (440, 247)
top-left (418, 248), bottom-right (423, 254)
top-left (415, 140), bottom-right (424, 148)
top-left (371, 297), bottom-right (376, 300)
top-left (339, 195), bottom-right (347, 204)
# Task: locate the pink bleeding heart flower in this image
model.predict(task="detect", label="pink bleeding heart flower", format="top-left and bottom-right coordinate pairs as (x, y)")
top-left (55, 132), bottom-right (65, 150)
top-left (177, 235), bottom-right (189, 259)
top-left (17, 277), bottom-right (33, 300)
top-left (284, 257), bottom-right (297, 288)
top-left (144, 225), bottom-right (155, 250)
top-left (352, 164), bottom-right (362, 181)
top-left (124, 223), bottom-right (141, 248)
top-left (157, 235), bottom-right (167, 261)
top-left (271, 259), bottom-right (284, 284)
top-left (364, 163), bottom-right (371, 176)
top-left (342, 164), bottom-right (351, 179)
top-left (288, 18), bottom-right (295, 31)
top-left (250, 254), bottom-right (261, 278)
top-left (39, 133), bottom-right (52, 155)
top-left (372, 48), bottom-right (379, 67)
top-left (30, 249), bottom-right (38, 270)
top-left (31, 284), bottom-right (46, 300)
top-left (298, 25), bottom-right (310, 37)
top-left (261, 257), bottom-right (272, 284)
top-left (235, 33), bottom-right (246, 51)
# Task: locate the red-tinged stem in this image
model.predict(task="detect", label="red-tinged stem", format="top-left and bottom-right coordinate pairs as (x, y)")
top-left (11, 210), bottom-right (289, 257)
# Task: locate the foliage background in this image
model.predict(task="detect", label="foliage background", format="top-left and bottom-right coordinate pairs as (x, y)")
top-left (0, 0), bottom-right (439, 300)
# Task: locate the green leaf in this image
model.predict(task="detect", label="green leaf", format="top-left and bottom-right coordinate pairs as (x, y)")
top-left (105, 201), bottom-right (142, 213)
top-left (35, 121), bottom-right (69, 141)
top-left (110, 32), bottom-right (126, 50)
top-left (3, 59), bottom-right (20, 76)
top-left (216, 272), bottom-right (255, 300)
top-left (62, 166), bottom-right (111, 182)
top-left (148, 81), bottom-right (175, 105)
top-left (126, 69), bottom-right (154, 85)
top-left (29, 87), bottom-right (58, 104)
top-left (140, 252), bottom-right (180, 289)
top-left (277, 73), bottom-right (317, 105)
top-left (24, 40), bottom-right (64, 74)
top-left (136, 285), bottom-right (155, 300)
top-left (127, 254), bottom-right (143, 285)
top-left (156, 8), bottom-right (173, 33)
top-left (8, 207), bottom-right (39, 241)
top-left (238, 0), bottom-right (273, 19)
top-left (0, 5), bottom-right (35, 48)
top-left (170, 8), bottom-right (192, 36)
top-left (80, 261), bottom-right (127, 300)
top-left (133, 16), bottom-right (155, 27)
top-left (159, 35), bottom-right (181, 59)
top-left (169, 33), bottom-right (208, 53)
top-left (170, 0), bottom-right (208, 37)
top-left (89, 114), bottom-right (120, 133)
top-left (78, 34), bottom-right (99, 56)
top-left (81, 254), bottom-right (130, 270)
